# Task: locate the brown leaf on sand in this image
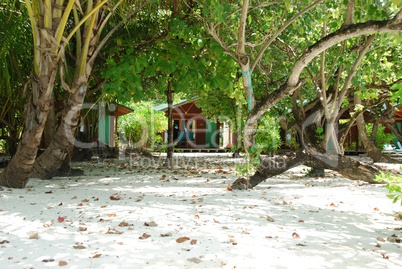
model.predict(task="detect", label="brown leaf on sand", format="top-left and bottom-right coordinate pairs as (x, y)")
top-left (176, 236), bottom-right (190, 243)
top-left (58, 261), bottom-right (68, 266)
top-left (139, 233), bottom-right (151, 240)
top-left (106, 228), bottom-right (123, 234)
top-left (144, 221), bottom-right (158, 227)
top-left (160, 232), bottom-right (173, 237)
top-left (29, 232), bottom-right (39, 239)
top-left (118, 221), bottom-right (131, 227)
top-left (292, 232), bottom-right (300, 239)
top-left (110, 195), bottom-right (122, 201)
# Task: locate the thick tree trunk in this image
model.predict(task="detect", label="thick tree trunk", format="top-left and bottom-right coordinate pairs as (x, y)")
top-left (231, 144), bottom-right (382, 190)
top-left (32, 84), bottom-right (87, 179)
top-left (0, 74), bottom-right (56, 187)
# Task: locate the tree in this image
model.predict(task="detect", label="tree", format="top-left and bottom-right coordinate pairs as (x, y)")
top-left (198, 1), bottom-right (402, 189)
top-left (0, 0), bottom-right (78, 188)
top-left (32, 0), bottom-right (148, 179)
top-left (102, 1), bottom-right (234, 167)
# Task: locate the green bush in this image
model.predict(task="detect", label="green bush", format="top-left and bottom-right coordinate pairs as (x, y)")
top-left (255, 114), bottom-right (282, 155)
top-left (366, 124), bottom-right (394, 150)
top-left (119, 101), bottom-right (167, 149)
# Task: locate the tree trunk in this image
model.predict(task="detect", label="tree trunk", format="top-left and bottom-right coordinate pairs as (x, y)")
top-left (32, 84), bottom-right (87, 179)
top-left (0, 73), bottom-right (56, 187)
top-left (165, 83), bottom-right (174, 168)
top-left (354, 95), bottom-right (397, 163)
top-left (231, 144), bottom-right (382, 190)
top-left (41, 100), bottom-right (56, 149)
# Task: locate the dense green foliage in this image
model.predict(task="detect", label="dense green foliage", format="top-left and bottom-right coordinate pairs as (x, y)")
top-left (119, 101), bottom-right (167, 149)
top-left (366, 124), bottom-right (395, 151)
top-left (255, 114), bottom-right (282, 154)
top-left (0, 2), bottom-right (31, 155)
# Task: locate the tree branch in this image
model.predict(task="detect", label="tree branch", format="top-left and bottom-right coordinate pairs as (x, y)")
top-left (251, 0), bottom-right (323, 71)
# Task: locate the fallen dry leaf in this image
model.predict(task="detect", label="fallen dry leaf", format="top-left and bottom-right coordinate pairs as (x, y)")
top-left (78, 226), bottom-right (87, 232)
top-left (176, 236), bottom-right (191, 243)
top-left (92, 254), bottom-right (102, 259)
top-left (0, 240), bottom-right (10, 244)
top-left (144, 221), bottom-right (158, 227)
top-left (58, 261), bottom-right (68, 266)
top-left (57, 216), bottom-right (65, 223)
top-left (73, 245), bottom-right (86, 249)
top-left (377, 237), bottom-right (386, 242)
top-left (139, 233), bottom-right (151, 240)
top-left (266, 215), bottom-right (275, 222)
top-left (292, 232), bottom-right (300, 239)
top-left (118, 221), bottom-right (131, 227)
top-left (107, 213), bottom-right (117, 218)
top-left (160, 232), bottom-right (173, 237)
top-left (194, 215), bottom-right (200, 219)
top-left (29, 232), bottom-right (39, 239)
top-left (106, 228), bottom-right (123, 234)
top-left (190, 239), bottom-right (198, 245)
top-left (110, 195), bottom-right (122, 201)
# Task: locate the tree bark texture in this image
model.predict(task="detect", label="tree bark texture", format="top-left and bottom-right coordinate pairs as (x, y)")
top-left (32, 84), bottom-right (87, 179)
top-left (0, 70), bottom-right (57, 187)
top-left (354, 95), bottom-right (397, 163)
top-left (231, 144), bottom-right (382, 190)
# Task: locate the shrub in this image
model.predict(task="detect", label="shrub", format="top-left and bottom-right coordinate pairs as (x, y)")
top-left (119, 102), bottom-right (167, 149)
top-left (255, 114), bottom-right (282, 155)
top-left (366, 124), bottom-right (394, 151)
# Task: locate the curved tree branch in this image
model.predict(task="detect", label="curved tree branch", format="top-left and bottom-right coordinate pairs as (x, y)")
top-left (243, 11), bottom-right (402, 152)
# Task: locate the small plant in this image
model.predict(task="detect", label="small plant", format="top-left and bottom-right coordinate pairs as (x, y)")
top-left (235, 146), bottom-right (260, 177)
top-left (375, 169), bottom-right (402, 205)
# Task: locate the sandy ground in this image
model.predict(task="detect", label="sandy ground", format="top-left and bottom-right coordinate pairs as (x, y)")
top-left (0, 153), bottom-right (401, 269)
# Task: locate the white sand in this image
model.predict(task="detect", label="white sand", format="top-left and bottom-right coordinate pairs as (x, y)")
top-left (0, 154), bottom-right (401, 269)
